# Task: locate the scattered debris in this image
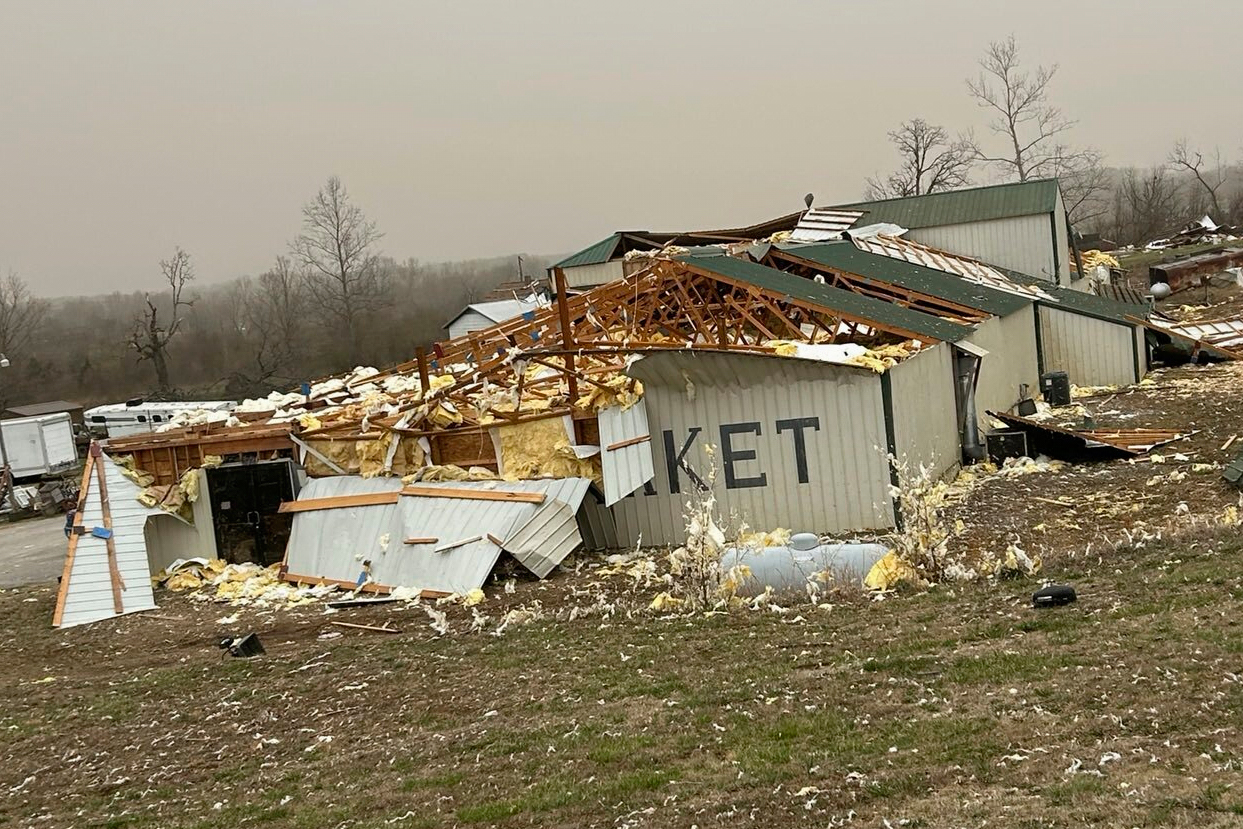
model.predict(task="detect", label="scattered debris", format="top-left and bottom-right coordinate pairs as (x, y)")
top-left (219, 633), bottom-right (265, 657)
top-left (1033, 584), bottom-right (1077, 607)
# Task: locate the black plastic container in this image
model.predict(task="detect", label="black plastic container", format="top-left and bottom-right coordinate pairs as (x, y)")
top-left (985, 430), bottom-right (1028, 465)
top-left (1040, 370), bottom-right (1072, 407)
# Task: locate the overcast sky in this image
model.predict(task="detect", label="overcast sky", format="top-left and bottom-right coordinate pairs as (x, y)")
top-left (3, 0), bottom-right (1242, 296)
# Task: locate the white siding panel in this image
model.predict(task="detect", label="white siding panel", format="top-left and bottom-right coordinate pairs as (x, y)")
top-left (887, 344), bottom-right (959, 480)
top-left (965, 306), bottom-right (1041, 418)
top-left (610, 352), bottom-right (893, 546)
top-left (909, 214), bottom-right (1056, 284)
top-left (144, 512), bottom-right (210, 574)
top-left (1038, 307), bottom-right (1138, 388)
top-left (58, 454), bottom-right (163, 627)
top-left (598, 401), bottom-right (656, 506)
top-left (446, 310), bottom-right (497, 341)
top-left (562, 260), bottom-right (624, 289)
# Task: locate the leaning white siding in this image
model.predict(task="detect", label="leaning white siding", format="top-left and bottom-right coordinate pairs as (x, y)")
top-left (964, 306), bottom-right (1041, 418)
top-left (1038, 307), bottom-right (1138, 388)
top-left (610, 351), bottom-right (893, 546)
top-left (887, 344), bottom-right (959, 481)
top-left (562, 260), bottom-right (624, 289)
top-left (909, 214), bottom-right (1057, 285)
top-left (57, 454), bottom-right (161, 627)
top-left (446, 310), bottom-right (496, 341)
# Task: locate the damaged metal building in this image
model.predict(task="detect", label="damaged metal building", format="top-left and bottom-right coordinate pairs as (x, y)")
top-left (53, 179), bottom-right (1166, 624)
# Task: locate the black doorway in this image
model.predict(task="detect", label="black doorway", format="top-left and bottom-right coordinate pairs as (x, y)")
top-left (205, 460), bottom-right (300, 565)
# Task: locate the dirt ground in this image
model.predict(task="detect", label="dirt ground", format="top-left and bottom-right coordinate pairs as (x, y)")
top-left (3, 357), bottom-right (1243, 828)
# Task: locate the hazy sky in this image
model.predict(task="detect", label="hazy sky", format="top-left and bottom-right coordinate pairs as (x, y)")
top-left (4, 0), bottom-right (1242, 296)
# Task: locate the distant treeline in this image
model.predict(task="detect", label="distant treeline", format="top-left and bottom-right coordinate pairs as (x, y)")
top-left (4, 254), bottom-right (550, 410)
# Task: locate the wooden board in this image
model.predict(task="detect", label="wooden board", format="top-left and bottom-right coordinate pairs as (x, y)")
top-left (92, 446), bottom-right (125, 613)
top-left (51, 452), bottom-right (96, 627)
top-left (277, 492), bottom-right (401, 513)
top-left (400, 485), bottom-right (545, 504)
top-left (606, 434), bottom-right (651, 452)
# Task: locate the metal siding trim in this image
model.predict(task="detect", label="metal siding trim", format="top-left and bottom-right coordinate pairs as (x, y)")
top-left (1033, 305), bottom-right (1046, 377)
top-left (879, 372), bottom-right (900, 529)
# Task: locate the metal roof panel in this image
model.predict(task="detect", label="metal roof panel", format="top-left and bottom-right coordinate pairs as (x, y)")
top-left (833, 179), bottom-right (1060, 229)
top-left (677, 254), bottom-right (971, 343)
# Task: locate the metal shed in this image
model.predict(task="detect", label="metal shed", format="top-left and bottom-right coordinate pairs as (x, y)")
top-left (1035, 287), bottom-right (1148, 388)
top-left (833, 180), bottom-right (1072, 287)
top-left (444, 298), bottom-right (545, 340)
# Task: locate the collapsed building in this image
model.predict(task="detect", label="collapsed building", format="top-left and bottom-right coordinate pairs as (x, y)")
top-left (53, 180), bottom-right (1182, 627)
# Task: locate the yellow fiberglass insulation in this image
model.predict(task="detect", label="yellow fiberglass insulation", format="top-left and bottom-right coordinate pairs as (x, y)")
top-left (575, 375), bottom-right (644, 412)
top-left (356, 433), bottom-right (427, 479)
top-left (497, 417), bottom-right (601, 485)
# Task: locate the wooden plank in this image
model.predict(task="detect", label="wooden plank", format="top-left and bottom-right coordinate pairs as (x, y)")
top-left (402, 537), bottom-right (440, 545)
top-left (400, 485), bottom-right (545, 504)
top-left (290, 435), bottom-right (346, 475)
top-left (330, 620), bottom-right (401, 634)
top-left (52, 452), bottom-right (96, 627)
top-left (92, 446), bottom-right (125, 614)
top-left (435, 534), bottom-right (483, 553)
top-left (606, 434), bottom-right (652, 452)
top-left (277, 492), bottom-right (401, 513)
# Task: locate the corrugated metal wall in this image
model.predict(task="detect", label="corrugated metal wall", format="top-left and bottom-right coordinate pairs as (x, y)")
top-left (910, 214), bottom-right (1057, 285)
top-left (609, 351), bottom-right (894, 546)
top-left (446, 310), bottom-right (496, 340)
top-left (562, 259), bottom-right (624, 289)
top-left (965, 306), bottom-right (1040, 418)
top-left (1038, 306), bottom-right (1139, 387)
top-left (887, 344), bottom-right (960, 480)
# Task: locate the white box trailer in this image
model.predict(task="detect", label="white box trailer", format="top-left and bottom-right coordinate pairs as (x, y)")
top-left (2, 412), bottom-right (77, 478)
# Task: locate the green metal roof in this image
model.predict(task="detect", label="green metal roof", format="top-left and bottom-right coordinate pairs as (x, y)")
top-left (784, 242), bottom-right (1031, 318)
top-left (678, 254), bottom-right (971, 344)
top-left (552, 234), bottom-right (621, 269)
top-left (1039, 284), bottom-right (1147, 325)
top-left (833, 179), bottom-right (1061, 230)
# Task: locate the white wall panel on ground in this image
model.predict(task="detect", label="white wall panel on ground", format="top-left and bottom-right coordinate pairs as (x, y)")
top-left (1038, 307), bottom-right (1138, 388)
top-left (910, 215), bottom-right (1056, 285)
top-left (887, 344), bottom-right (959, 480)
top-left (609, 352), bottom-right (892, 547)
top-left (965, 307), bottom-right (1040, 419)
top-left (283, 477), bottom-right (592, 593)
top-left (57, 454), bottom-right (167, 627)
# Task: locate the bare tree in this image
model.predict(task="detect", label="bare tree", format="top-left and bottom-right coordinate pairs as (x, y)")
top-left (1169, 139), bottom-right (1228, 220)
top-left (966, 36), bottom-right (1109, 228)
top-left (1117, 166), bottom-right (1181, 245)
top-left (0, 273), bottom-right (49, 358)
top-left (224, 256), bottom-right (307, 393)
top-left (967, 36), bottom-right (1072, 181)
top-left (291, 176), bottom-right (387, 364)
top-left (129, 247), bottom-right (195, 392)
top-left (1049, 147), bottom-right (1111, 226)
top-left (864, 119), bottom-right (973, 199)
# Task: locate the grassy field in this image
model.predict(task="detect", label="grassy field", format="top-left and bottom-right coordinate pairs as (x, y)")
top-left (4, 515), bottom-right (1243, 828)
